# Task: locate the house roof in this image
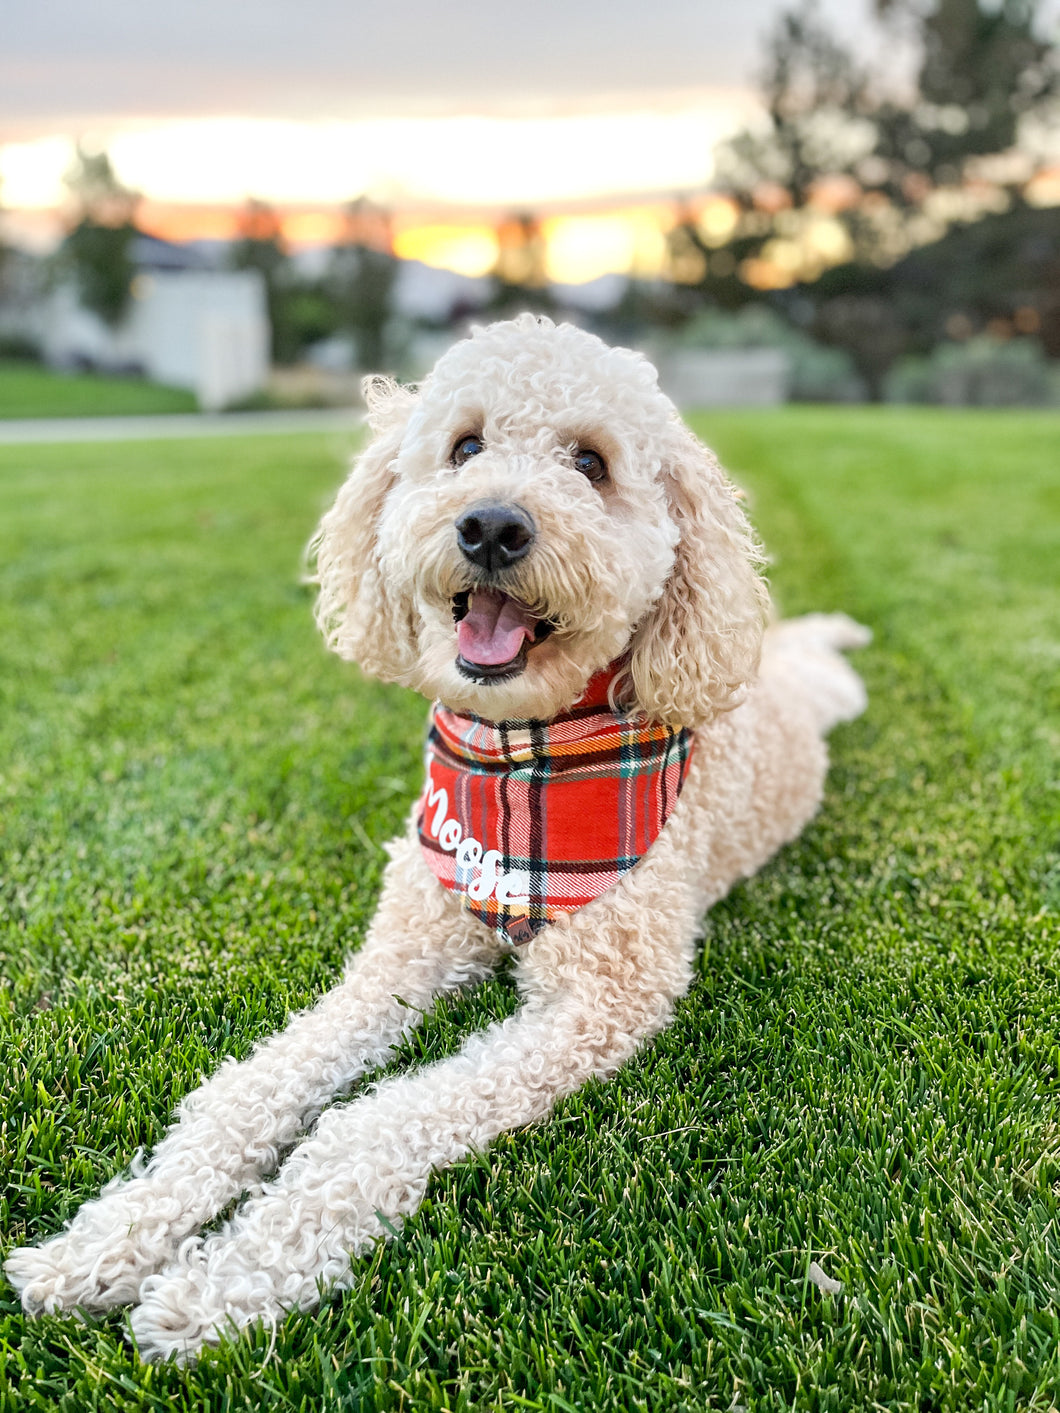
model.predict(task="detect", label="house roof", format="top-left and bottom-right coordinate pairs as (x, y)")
top-left (132, 233), bottom-right (212, 272)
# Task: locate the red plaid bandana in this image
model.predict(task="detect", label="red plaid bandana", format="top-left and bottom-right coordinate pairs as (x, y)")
top-left (417, 666), bottom-right (694, 946)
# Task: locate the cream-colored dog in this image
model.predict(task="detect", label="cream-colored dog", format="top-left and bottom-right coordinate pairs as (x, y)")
top-left (7, 315), bottom-right (868, 1361)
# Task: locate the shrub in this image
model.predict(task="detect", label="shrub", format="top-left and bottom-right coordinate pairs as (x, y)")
top-left (675, 305), bottom-right (866, 402)
top-left (0, 334), bottom-right (42, 362)
top-left (885, 335), bottom-right (1059, 406)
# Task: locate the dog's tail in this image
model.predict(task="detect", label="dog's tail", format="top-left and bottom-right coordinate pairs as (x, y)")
top-left (761, 612), bottom-right (871, 734)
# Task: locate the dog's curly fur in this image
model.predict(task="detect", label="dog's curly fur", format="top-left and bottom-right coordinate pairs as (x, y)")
top-left (6, 315), bottom-right (869, 1361)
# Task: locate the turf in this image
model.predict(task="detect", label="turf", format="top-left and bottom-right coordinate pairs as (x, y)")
top-left (0, 408), bottom-right (1057, 1411)
top-left (0, 361), bottom-right (197, 420)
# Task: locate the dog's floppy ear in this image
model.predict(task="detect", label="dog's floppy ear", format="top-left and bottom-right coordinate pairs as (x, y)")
top-left (626, 421), bottom-right (768, 728)
top-left (311, 375), bottom-right (419, 681)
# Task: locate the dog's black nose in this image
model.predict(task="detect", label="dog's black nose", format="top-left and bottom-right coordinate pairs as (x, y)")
top-left (455, 502), bottom-right (536, 573)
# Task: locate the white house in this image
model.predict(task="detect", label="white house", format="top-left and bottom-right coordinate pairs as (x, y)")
top-left (12, 236), bottom-right (271, 411)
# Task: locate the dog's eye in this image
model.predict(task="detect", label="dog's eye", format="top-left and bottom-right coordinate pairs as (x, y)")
top-left (573, 448), bottom-right (607, 484)
top-left (451, 434), bottom-right (484, 467)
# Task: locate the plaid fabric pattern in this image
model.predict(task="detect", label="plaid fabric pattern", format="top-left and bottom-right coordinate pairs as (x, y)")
top-left (417, 666), bottom-right (694, 946)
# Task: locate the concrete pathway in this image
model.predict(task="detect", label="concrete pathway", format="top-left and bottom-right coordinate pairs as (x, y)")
top-left (0, 407), bottom-right (364, 445)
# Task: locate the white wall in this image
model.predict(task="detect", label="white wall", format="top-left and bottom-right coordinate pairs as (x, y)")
top-left (132, 271), bottom-right (269, 409)
top-left (36, 269), bottom-right (270, 411)
top-left (653, 348), bottom-right (791, 408)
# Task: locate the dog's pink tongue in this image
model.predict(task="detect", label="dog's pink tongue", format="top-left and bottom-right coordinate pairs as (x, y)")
top-left (457, 590), bottom-right (538, 666)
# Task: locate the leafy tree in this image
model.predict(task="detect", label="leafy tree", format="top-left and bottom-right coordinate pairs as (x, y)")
top-left (718, 6), bottom-right (871, 213)
top-left (713, 0), bottom-right (1058, 256)
top-left (680, 0), bottom-right (1060, 396)
top-left (809, 203), bottom-right (1060, 347)
top-left (59, 146), bottom-right (140, 327)
top-left (229, 199), bottom-right (299, 364)
top-left (490, 212), bottom-right (554, 313)
top-left (326, 198), bottom-right (398, 369)
top-left (871, 0), bottom-right (1059, 199)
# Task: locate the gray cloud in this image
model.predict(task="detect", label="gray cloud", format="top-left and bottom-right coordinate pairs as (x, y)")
top-left (2, 0), bottom-right (879, 133)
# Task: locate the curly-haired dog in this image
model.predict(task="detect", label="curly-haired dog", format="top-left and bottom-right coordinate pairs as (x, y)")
top-left (6, 315), bottom-right (868, 1360)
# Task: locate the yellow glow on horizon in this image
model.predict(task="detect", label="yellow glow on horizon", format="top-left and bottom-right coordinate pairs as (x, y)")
top-left (542, 210), bottom-right (670, 284)
top-left (0, 103), bottom-right (747, 211)
top-left (0, 104), bottom-right (745, 285)
top-left (804, 216), bottom-right (853, 264)
top-left (0, 135), bottom-right (77, 208)
top-left (393, 224), bottom-right (498, 278)
top-left (697, 196), bottom-right (740, 242)
top-left (1, 111), bottom-right (819, 287)
top-left (283, 210), bottom-right (346, 247)
top-left (394, 210), bottom-right (676, 284)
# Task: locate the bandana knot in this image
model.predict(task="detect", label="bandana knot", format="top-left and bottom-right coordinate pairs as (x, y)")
top-left (417, 666), bottom-right (694, 946)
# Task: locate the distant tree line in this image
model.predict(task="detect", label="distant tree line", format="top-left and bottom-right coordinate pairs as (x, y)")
top-left (227, 196), bottom-right (398, 366)
top-left (50, 154), bottom-right (404, 370)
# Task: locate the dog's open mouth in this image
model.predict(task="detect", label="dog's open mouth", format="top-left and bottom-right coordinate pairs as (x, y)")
top-left (452, 589), bottom-right (554, 680)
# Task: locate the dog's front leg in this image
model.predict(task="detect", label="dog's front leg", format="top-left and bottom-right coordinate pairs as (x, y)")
top-left (127, 905), bottom-right (694, 1362)
top-left (6, 840), bottom-right (497, 1317)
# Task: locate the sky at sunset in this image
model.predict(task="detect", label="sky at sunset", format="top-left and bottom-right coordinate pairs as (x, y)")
top-left (2, 0), bottom-right (1053, 283)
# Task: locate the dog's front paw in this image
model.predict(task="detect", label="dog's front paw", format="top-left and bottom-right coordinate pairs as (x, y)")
top-left (6, 1215), bottom-right (173, 1316)
top-left (130, 1252), bottom-right (284, 1363)
top-left (6, 1231), bottom-right (150, 1316)
top-left (128, 1184), bottom-right (362, 1360)
top-left (6, 1239), bottom-right (88, 1316)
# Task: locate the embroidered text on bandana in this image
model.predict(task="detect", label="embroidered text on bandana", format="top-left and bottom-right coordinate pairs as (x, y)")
top-left (417, 668), bottom-right (694, 946)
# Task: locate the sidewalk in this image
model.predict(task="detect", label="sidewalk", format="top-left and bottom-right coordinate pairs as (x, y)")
top-left (0, 407), bottom-right (364, 445)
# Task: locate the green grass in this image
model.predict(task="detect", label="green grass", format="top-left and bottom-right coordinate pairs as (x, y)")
top-left (0, 361), bottom-right (197, 420)
top-left (1, 408), bottom-right (1058, 1411)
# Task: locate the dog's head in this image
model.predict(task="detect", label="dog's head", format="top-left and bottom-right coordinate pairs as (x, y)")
top-left (313, 315), bottom-right (767, 726)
